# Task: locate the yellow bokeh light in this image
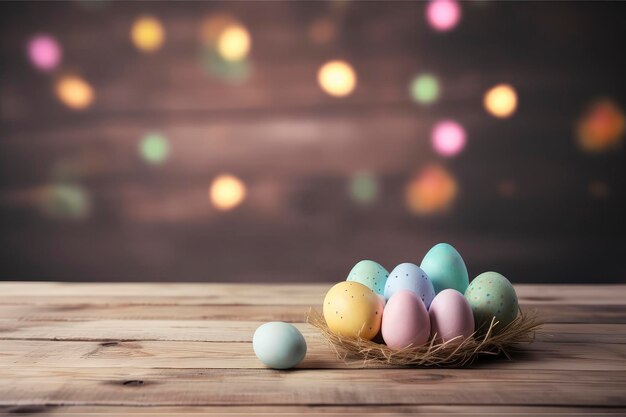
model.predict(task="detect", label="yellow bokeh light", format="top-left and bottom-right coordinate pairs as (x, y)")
top-left (484, 84), bottom-right (518, 118)
top-left (217, 24), bottom-right (251, 62)
top-left (405, 164), bottom-right (457, 215)
top-left (131, 16), bottom-right (165, 52)
top-left (55, 75), bottom-right (94, 110)
top-left (209, 174), bottom-right (247, 211)
top-left (317, 60), bottom-right (357, 97)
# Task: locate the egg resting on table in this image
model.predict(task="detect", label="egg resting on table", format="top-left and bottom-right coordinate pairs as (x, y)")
top-left (465, 271), bottom-right (519, 331)
top-left (253, 322), bottom-right (307, 369)
top-left (429, 289), bottom-right (474, 343)
top-left (346, 260), bottom-right (389, 295)
top-left (382, 290), bottom-right (431, 350)
top-left (384, 262), bottom-right (436, 308)
top-left (323, 281), bottom-right (383, 340)
top-left (420, 243), bottom-right (469, 294)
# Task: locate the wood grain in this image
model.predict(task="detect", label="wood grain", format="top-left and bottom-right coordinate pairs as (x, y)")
top-left (0, 282), bottom-right (624, 416)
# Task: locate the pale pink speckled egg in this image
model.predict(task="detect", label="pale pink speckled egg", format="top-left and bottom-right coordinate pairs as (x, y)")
top-left (429, 289), bottom-right (475, 344)
top-left (382, 290), bottom-right (430, 350)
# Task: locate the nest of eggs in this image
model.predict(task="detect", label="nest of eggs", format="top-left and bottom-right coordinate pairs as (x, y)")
top-left (307, 308), bottom-right (542, 367)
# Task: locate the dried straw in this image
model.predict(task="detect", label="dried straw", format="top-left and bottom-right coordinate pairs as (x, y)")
top-left (306, 308), bottom-right (542, 367)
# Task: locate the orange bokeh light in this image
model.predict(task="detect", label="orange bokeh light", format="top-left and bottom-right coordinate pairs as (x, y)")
top-left (577, 99), bottom-right (625, 152)
top-left (405, 164), bottom-right (457, 215)
top-left (55, 75), bottom-right (94, 110)
top-left (209, 174), bottom-right (247, 211)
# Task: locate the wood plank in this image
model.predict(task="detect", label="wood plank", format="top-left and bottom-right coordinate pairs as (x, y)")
top-left (0, 339), bottom-right (624, 372)
top-left (3, 404), bottom-right (625, 416)
top-left (0, 318), bottom-right (623, 344)
top-left (0, 368), bottom-right (624, 407)
top-left (0, 303), bottom-right (624, 324)
top-left (1, 283), bottom-right (624, 306)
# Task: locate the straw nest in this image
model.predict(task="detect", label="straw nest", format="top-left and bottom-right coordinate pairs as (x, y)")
top-left (306, 308), bottom-right (542, 367)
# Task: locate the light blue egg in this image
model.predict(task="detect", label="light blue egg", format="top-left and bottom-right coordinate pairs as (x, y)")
top-left (420, 243), bottom-right (469, 294)
top-left (253, 322), bottom-right (307, 369)
top-left (346, 260), bottom-right (389, 295)
top-left (384, 263), bottom-right (436, 308)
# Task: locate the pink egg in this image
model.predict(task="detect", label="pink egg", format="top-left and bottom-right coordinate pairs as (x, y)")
top-left (429, 289), bottom-right (475, 344)
top-left (382, 290), bottom-right (430, 350)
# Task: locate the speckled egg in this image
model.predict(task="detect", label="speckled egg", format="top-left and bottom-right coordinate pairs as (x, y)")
top-left (382, 290), bottom-right (431, 350)
top-left (429, 289), bottom-right (474, 344)
top-left (420, 243), bottom-right (469, 294)
top-left (253, 322), bottom-right (307, 369)
top-left (384, 263), bottom-right (436, 308)
top-left (465, 271), bottom-right (519, 331)
top-left (346, 260), bottom-right (389, 295)
top-left (323, 281), bottom-right (383, 340)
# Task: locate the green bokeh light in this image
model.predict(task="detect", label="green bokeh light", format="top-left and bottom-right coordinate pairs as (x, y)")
top-left (410, 74), bottom-right (439, 104)
top-left (349, 172), bottom-right (379, 205)
top-left (40, 183), bottom-right (91, 220)
top-left (139, 133), bottom-right (170, 164)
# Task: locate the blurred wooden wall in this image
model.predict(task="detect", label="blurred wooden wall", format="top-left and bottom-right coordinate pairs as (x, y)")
top-left (0, 1), bottom-right (625, 283)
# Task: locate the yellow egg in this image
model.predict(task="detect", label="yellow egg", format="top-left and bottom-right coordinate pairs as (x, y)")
top-left (323, 281), bottom-right (383, 340)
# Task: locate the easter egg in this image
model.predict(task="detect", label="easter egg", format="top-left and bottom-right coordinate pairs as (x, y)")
top-left (429, 289), bottom-right (474, 343)
top-left (253, 322), bottom-right (307, 369)
top-left (346, 260), bottom-right (389, 295)
top-left (323, 281), bottom-right (383, 340)
top-left (384, 263), bottom-right (436, 308)
top-left (382, 290), bottom-right (430, 350)
top-left (465, 271), bottom-right (519, 331)
top-left (420, 243), bottom-right (469, 294)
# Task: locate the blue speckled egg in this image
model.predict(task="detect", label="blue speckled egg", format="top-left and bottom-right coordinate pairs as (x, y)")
top-left (384, 263), bottom-right (436, 308)
top-left (420, 243), bottom-right (469, 294)
top-left (346, 260), bottom-right (389, 295)
top-left (253, 322), bottom-right (307, 369)
top-left (465, 271), bottom-right (519, 331)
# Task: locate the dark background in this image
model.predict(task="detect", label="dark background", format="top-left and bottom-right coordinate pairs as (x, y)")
top-left (1, 1), bottom-right (625, 283)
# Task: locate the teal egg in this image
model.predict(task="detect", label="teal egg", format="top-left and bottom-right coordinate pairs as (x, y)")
top-left (420, 243), bottom-right (469, 294)
top-left (465, 272), bottom-right (519, 331)
top-left (346, 260), bottom-right (389, 295)
top-left (253, 322), bottom-right (307, 369)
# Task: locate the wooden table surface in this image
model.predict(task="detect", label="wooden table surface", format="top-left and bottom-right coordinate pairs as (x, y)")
top-left (0, 282), bottom-right (625, 416)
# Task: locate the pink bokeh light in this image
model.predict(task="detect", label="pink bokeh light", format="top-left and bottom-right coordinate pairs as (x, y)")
top-left (28, 35), bottom-right (61, 71)
top-left (431, 120), bottom-right (466, 157)
top-left (426, 0), bottom-right (461, 32)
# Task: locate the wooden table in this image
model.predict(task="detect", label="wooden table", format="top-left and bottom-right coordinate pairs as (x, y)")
top-left (0, 282), bottom-right (624, 416)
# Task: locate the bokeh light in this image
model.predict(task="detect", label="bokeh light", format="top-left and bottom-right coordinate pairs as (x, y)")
top-left (210, 174), bottom-right (247, 211)
top-left (27, 34), bottom-right (61, 71)
top-left (199, 13), bottom-right (237, 47)
top-left (431, 120), bottom-right (466, 157)
top-left (577, 99), bottom-right (625, 152)
top-left (498, 179), bottom-right (517, 198)
top-left (410, 74), bottom-right (440, 104)
top-left (40, 183), bottom-right (91, 220)
top-left (349, 172), bottom-right (379, 205)
top-left (308, 18), bottom-right (337, 45)
top-left (131, 16), bottom-right (165, 52)
top-left (317, 60), bottom-right (357, 97)
top-left (484, 84), bottom-right (518, 118)
top-left (217, 24), bottom-right (251, 62)
top-left (139, 133), bottom-right (170, 164)
top-left (406, 164), bottom-right (457, 215)
top-left (55, 75), bottom-right (94, 110)
top-left (588, 181), bottom-right (609, 199)
top-left (426, 0), bottom-right (461, 32)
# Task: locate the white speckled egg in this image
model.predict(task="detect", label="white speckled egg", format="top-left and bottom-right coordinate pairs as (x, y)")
top-left (384, 263), bottom-right (436, 308)
top-left (253, 322), bottom-right (307, 369)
